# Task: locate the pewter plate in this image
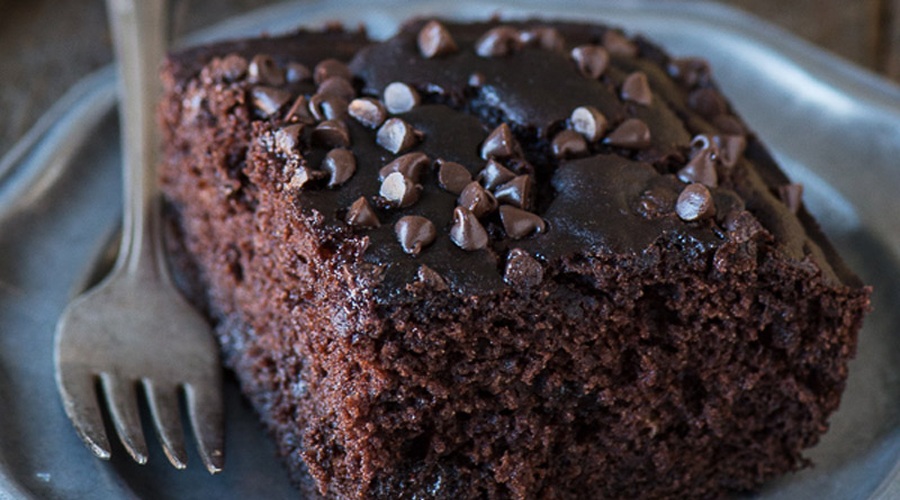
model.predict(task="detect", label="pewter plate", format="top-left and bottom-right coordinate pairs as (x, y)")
top-left (1, 1), bottom-right (898, 498)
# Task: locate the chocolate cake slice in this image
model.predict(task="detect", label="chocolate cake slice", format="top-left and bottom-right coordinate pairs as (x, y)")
top-left (159, 19), bottom-right (871, 499)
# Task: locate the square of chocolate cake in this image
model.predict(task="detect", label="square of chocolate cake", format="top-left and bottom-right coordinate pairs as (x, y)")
top-left (159, 19), bottom-right (870, 499)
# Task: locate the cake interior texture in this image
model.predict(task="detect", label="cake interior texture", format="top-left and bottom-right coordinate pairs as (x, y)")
top-left (158, 18), bottom-right (871, 499)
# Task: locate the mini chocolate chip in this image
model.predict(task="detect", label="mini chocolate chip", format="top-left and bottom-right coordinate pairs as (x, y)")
top-left (499, 205), bottom-right (546, 239)
top-left (668, 57), bottom-right (711, 88)
top-left (778, 183), bottom-right (804, 214)
top-left (468, 72), bottom-right (486, 87)
top-left (248, 54), bottom-right (285, 86)
top-left (348, 97), bottom-right (387, 128)
top-left (437, 159), bottom-right (472, 194)
top-left (416, 264), bottom-right (448, 290)
top-left (376, 118), bottom-right (421, 154)
top-left (481, 123), bottom-right (518, 159)
top-left (604, 119), bottom-right (651, 149)
top-left (458, 181), bottom-right (499, 218)
top-left (219, 54), bottom-right (248, 81)
top-left (308, 93), bottom-right (349, 121)
top-left (395, 216), bottom-right (436, 255)
top-left (317, 76), bottom-right (356, 101)
top-left (383, 82), bottom-right (420, 114)
top-left (285, 62), bottom-right (311, 83)
top-left (570, 45), bottom-right (610, 79)
top-left (714, 135), bottom-right (746, 168)
top-left (678, 149), bottom-right (718, 187)
top-left (288, 165), bottom-right (325, 189)
top-left (504, 248), bottom-right (543, 287)
top-left (519, 26), bottom-right (565, 51)
top-left (252, 86), bottom-right (292, 116)
top-left (380, 172), bottom-right (422, 208)
top-left (345, 196), bottom-right (380, 228)
top-left (602, 30), bottom-right (638, 57)
top-left (450, 207), bottom-right (489, 251)
top-left (552, 130), bottom-right (589, 159)
top-left (676, 183), bottom-right (716, 221)
top-left (311, 120), bottom-right (351, 148)
top-left (313, 58), bottom-right (351, 85)
top-left (724, 210), bottom-right (764, 243)
top-left (478, 159), bottom-right (516, 190)
top-left (621, 72), bottom-right (652, 106)
top-left (285, 95), bottom-right (315, 124)
top-left (570, 106), bottom-right (608, 142)
top-left (494, 175), bottom-right (533, 209)
top-left (274, 124), bottom-right (303, 155)
top-left (688, 88), bottom-right (727, 118)
top-left (417, 20), bottom-right (458, 58)
top-left (322, 148), bottom-right (356, 187)
top-left (379, 152), bottom-right (431, 182)
top-left (475, 26), bottom-right (523, 57)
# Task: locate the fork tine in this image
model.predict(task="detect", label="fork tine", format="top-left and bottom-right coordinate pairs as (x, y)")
top-left (99, 372), bottom-right (148, 464)
top-left (184, 382), bottom-right (225, 474)
top-left (142, 379), bottom-right (188, 469)
top-left (56, 366), bottom-right (111, 460)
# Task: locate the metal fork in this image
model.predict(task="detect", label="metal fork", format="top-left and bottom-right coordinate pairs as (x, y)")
top-left (53, 0), bottom-right (224, 473)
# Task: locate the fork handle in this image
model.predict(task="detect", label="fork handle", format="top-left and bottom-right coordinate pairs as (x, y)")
top-left (106, 0), bottom-right (169, 279)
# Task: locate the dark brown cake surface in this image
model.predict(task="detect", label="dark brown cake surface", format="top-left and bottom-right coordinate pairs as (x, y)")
top-left (159, 18), bottom-right (871, 499)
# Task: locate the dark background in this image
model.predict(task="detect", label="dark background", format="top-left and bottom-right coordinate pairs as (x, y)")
top-left (0, 0), bottom-right (897, 158)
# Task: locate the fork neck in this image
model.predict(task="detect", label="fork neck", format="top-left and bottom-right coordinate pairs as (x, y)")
top-left (107, 0), bottom-right (169, 280)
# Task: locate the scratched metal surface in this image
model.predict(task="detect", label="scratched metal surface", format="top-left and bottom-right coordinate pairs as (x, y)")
top-left (0, 1), bottom-right (898, 498)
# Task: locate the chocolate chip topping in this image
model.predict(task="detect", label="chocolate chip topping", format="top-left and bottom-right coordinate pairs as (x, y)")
top-left (285, 62), bottom-right (311, 83)
top-left (311, 119), bottom-right (351, 148)
top-left (437, 159), bottom-right (473, 194)
top-left (417, 20), bottom-right (458, 58)
top-left (248, 54), bottom-right (285, 86)
top-left (416, 265), bottom-right (448, 290)
top-left (503, 248), bottom-right (543, 287)
top-left (383, 82), bottom-right (420, 114)
top-left (348, 97), bottom-right (387, 128)
top-left (602, 30), bottom-right (638, 57)
top-left (309, 93), bottom-right (349, 121)
top-left (475, 26), bottom-right (523, 57)
top-left (219, 54), bottom-right (248, 82)
top-left (519, 26), bottom-right (565, 51)
top-left (450, 206), bottom-right (489, 250)
top-left (688, 88), bottom-right (727, 118)
top-left (678, 149), bottom-right (718, 187)
top-left (552, 130), bottom-right (589, 159)
top-left (480, 123), bottom-right (518, 159)
top-left (313, 58), bottom-right (352, 85)
top-left (570, 45), bottom-right (610, 79)
top-left (376, 118), bottom-right (421, 154)
top-left (603, 118), bottom-right (651, 149)
top-left (668, 57), bottom-right (711, 88)
top-left (494, 175), bottom-right (534, 209)
top-left (714, 134), bottom-right (747, 168)
top-left (274, 124), bottom-right (303, 155)
top-left (378, 152), bottom-right (430, 182)
top-left (252, 86), bottom-right (292, 116)
top-left (380, 172), bottom-right (422, 208)
top-left (778, 183), bottom-right (804, 214)
top-left (322, 148), bottom-right (356, 187)
top-left (317, 76), bottom-right (356, 101)
top-left (288, 165), bottom-right (325, 190)
top-left (676, 183), bottom-right (716, 221)
top-left (499, 205), bottom-right (546, 239)
top-left (458, 181), bottom-right (498, 218)
top-left (395, 215), bottom-right (436, 255)
top-left (621, 71), bottom-right (652, 106)
top-left (477, 159), bottom-right (516, 190)
top-left (285, 95), bottom-right (315, 124)
top-left (345, 196), bottom-right (380, 228)
top-left (570, 106), bottom-right (608, 142)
